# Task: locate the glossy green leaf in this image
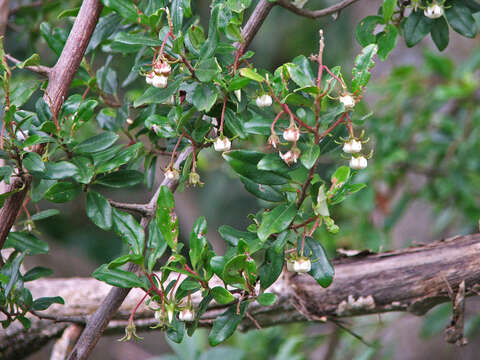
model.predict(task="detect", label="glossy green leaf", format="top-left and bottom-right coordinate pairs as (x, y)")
top-left (352, 44), bottom-right (378, 92)
top-left (200, 4), bottom-right (220, 59)
top-left (222, 254), bottom-right (256, 287)
top-left (112, 209), bottom-right (144, 255)
top-left (257, 293), bottom-right (276, 306)
top-left (72, 156), bottom-right (95, 184)
top-left (382, 0), bottom-right (397, 23)
top-left (95, 170), bottom-right (144, 188)
top-left (445, 2), bottom-right (477, 38)
top-left (30, 209), bottom-right (60, 221)
top-left (257, 203), bottom-right (297, 242)
top-left (73, 132), bottom-right (118, 154)
top-left (240, 176), bottom-right (284, 202)
top-left (44, 161), bottom-right (78, 180)
top-left (211, 286), bottom-right (235, 304)
top-left (4, 232), bottom-right (49, 255)
top-left (11, 81), bottom-right (40, 107)
top-left (239, 67), bottom-right (264, 82)
top-left (32, 296), bottom-right (64, 311)
top-left (304, 237), bottom-right (334, 288)
top-left (23, 152), bottom-right (45, 174)
top-left (377, 24), bottom-right (398, 61)
top-left (356, 16), bottom-right (384, 46)
top-left (23, 267), bottom-right (53, 282)
top-left (189, 216), bottom-right (208, 270)
top-left (196, 57), bottom-right (221, 82)
top-left (92, 264), bottom-right (146, 288)
top-left (101, 0), bottom-right (138, 22)
top-left (156, 186), bottom-right (179, 251)
top-left (86, 191), bottom-right (113, 231)
top-left (209, 302), bottom-right (247, 346)
top-left (146, 219), bottom-right (168, 272)
top-left (135, 78), bottom-right (182, 107)
top-left (259, 245), bottom-right (284, 289)
top-left (44, 182), bottom-right (81, 203)
top-left (223, 150), bottom-right (288, 185)
top-left (431, 17), bottom-right (449, 51)
top-left (300, 143), bottom-right (320, 169)
top-left (192, 83), bottom-right (219, 112)
top-left (404, 10), bottom-right (432, 47)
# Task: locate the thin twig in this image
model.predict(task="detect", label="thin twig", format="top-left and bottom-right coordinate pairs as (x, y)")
top-left (5, 54), bottom-right (51, 76)
top-left (276, 0), bottom-right (361, 19)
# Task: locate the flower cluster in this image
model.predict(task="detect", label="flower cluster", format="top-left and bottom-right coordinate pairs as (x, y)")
top-left (145, 59), bottom-right (171, 88)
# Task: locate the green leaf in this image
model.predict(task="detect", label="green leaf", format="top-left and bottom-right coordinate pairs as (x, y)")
top-left (431, 17), bottom-right (450, 51)
top-left (92, 264), bottom-right (146, 288)
top-left (96, 143), bottom-right (143, 173)
top-left (404, 10), bottom-right (432, 47)
top-left (257, 203), bottom-right (297, 242)
top-left (200, 4), bottom-right (220, 59)
top-left (192, 83), bottom-right (219, 112)
top-left (113, 31), bottom-right (163, 46)
top-left (196, 57), bottom-right (221, 82)
top-left (97, 65), bottom-right (118, 95)
top-left (167, 318), bottom-right (185, 344)
top-left (257, 293), bottom-right (276, 306)
top-left (300, 143), bottom-right (320, 169)
top-left (445, 2), bottom-right (477, 38)
top-left (101, 0), bottom-right (138, 22)
top-left (4, 232), bottom-right (49, 255)
top-left (239, 67), bottom-right (265, 82)
top-left (112, 209), bottom-right (144, 255)
top-left (257, 153), bottom-right (292, 174)
top-left (239, 176), bottom-right (284, 202)
top-left (134, 78), bottom-right (182, 107)
top-left (72, 156), bottom-right (95, 184)
top-left (382, 0), bottom-right (397, 23)
top-left (30, 209), bottom-right (60, 221)
top-left (355, 16), bottom-right (384, 46)
top-left (222, 254), bottom-right (256, 287)
top-left (171, 0), bottom-right (185, 35)
top-left (331, 166), bottom-right (350, 184)
top-left (15, 53), bottom-right (40, 69)
top-left (147, 219), bottom-right (168, 272)
top-left (286, 58), bottom-right (314, 88)
top-left (209, 302), bottom-right (247, 346)
top-left (23, 267), bottom-right (53, 282)
top-left (73, 132), bottom-right (118, 154)
top-left (23, 153), bottom-right (45, 175)
top-left (189, 216), bottom-right (208, 270)
top-left (377, 24), bottom-right (398, 61)
top-left (352, 44), bottom-right (378, 92)
top-left (259, 245), bottom-right (284, 289)
top-left (156, 186), bottom-right (179, 251)
top-left (223, 150), bottom-right (288, 185)
top-left (211, 286), bottom-right (235, 304)
top-left (304, 237), bottom-right (334, 288)
top-left (95, 170), bottom-right (144, 188)
top-left (11, 81), bottom-right (40, 107)
top-left (44, 161), bottom-right (78, 180)
top-left (86, 191), bottom-right (113, 231)
top-left (44, 182), bottom-right (81, 203)
top-left (32, 296), bottom-right (64, 311)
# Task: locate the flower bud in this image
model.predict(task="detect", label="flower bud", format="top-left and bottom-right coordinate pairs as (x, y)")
top-left (286, 259), bottom-right (295, 272)
top-left (16, 130), bottom-right (29, 142)
top-left (424, 3), bottom-right (443, 19)
top-left (179, 308), bottom-right (195, 322)
top-left (145, 72), bottom-right (154, 85)
top-left (342, 139), bottom-right (362, 154)
top-left (154, 60), bottom-right (171, 76)
top-left (279, 148), bottom-right (300, 165)
top-left (283, 126), bottom-right (300, 142)
top-left (255, 94), bottom-right (273, 108)
top-left (214, 136), bottom-right (231, 152)
top-left (189, 171), bottom-right (203, 186)
top-left (165, 168), bottom-right (180, 181)
top-left (268, 134), bottom-right (280, 149)
top-left (126, 118), bottom-right (134, 125)
top-left (349, 156), bottom-right (368, 170)
top-left (339, 93), bottom-right (356, 109)
top-left (151, 75), bottom-right (168, 88)
top-left (291, 257), bottom-right (311, 274)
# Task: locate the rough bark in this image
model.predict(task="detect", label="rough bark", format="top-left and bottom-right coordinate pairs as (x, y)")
top-left (2, 234), bottom-right (480, 359)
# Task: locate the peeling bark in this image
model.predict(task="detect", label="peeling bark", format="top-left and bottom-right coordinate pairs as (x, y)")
top-left (2, 234), bottom-right (480, 359)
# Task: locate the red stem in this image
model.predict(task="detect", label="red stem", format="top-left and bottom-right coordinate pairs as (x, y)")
top-left (219, 94), bottom-right (228, 134)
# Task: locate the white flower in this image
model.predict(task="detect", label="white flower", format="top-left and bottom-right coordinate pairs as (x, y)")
top-left (145, 72), bottom-right (154, 85)
top-left (424, 3), bottom-right (444, 19)
top-left (255, 94), bottom-right (273, 107)
top-left (151, 75), bottom-right (168, 88)
top-left (16, 130), bottom-right (29, 142)
top-left (154, 60), bottom-right (171, 75)
top-left (286, 259), bottom-right (295, 272)
top-left (283, 126), bottom-right (300, 142)
top-left (339, 93), bottom-right (356, 109)
top-left (126, 118), bottom-right (134, 125)
top-left (279, 149), bottom-right (299, 165)
top-left (292, 257), bottom-right (311, 274)
top-left (268, 134), bottom-right (280, 149)
top-left (349, 156), bottom-right (368, 170)
top-left (213, 136), bottom-right (231, 152)
top-left (343, 139), bottom-right (362, 154)
top-left (179, 308), bottom-right (195, 322)
top-left (165, 168), bottom-right (180, 181)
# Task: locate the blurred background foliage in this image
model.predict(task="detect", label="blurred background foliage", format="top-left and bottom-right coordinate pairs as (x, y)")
top-left (2, 0), bottom-right (480, 359)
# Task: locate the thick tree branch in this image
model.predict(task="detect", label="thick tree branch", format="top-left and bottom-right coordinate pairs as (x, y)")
top-left (2, 234), bottom-right (480, 359)
top-left (0, 0), bottom-right (10, 37)
top-left (0, 0), bottom-right (103, 262)
top-left (275, 0), bottom-right (361, 19)
top-left (241, 0), bottom-right (276, 48)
